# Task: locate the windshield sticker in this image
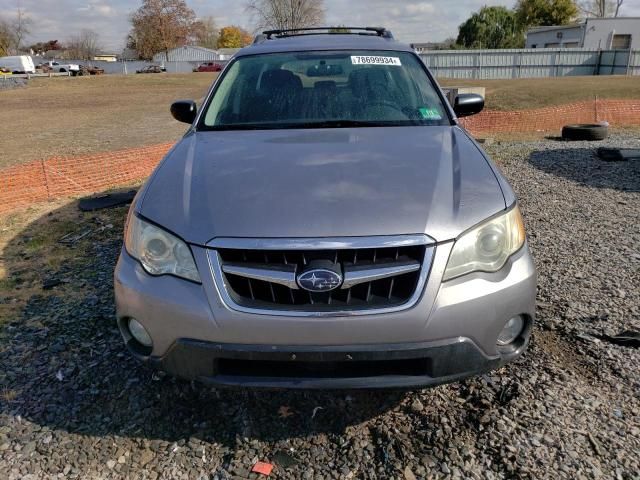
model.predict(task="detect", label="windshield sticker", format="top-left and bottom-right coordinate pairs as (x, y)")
top-left (419, 107), bottom-right (443, 120)
top-left (351, 56), bottom-right (402, 66)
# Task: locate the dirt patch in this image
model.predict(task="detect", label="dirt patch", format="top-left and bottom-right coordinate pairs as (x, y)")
top-left (0, 193), bottom-right (130, 326)
top-left (534, 330), bottom-right (597, 382)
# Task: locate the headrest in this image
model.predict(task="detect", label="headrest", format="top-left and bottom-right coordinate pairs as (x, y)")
top-left (261, 69), bottom-right (302, 92)
top-left (349, 69), bottom-right (390, 98)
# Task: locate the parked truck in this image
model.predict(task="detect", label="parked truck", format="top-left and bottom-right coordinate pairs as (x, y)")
top-left (41, 60), bottom-right (81, 75)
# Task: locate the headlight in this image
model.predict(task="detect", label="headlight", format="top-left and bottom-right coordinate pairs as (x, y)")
top-left (125, 215), bottom-right (201, 283)
top-left (443, 205), bottom-right (526, 281)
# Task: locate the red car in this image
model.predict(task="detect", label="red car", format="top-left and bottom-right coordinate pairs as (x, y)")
top-left (194, 62), bottom-right (223, 72)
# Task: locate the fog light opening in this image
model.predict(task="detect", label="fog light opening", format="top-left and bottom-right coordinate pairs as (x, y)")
top-left (497, 316), bottom-right (525, 346)
top-left (128, 318), bottom-right (153, 348)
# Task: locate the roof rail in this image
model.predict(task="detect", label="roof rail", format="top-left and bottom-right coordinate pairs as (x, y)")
top-left (259, 27), bottom-right (394, 41)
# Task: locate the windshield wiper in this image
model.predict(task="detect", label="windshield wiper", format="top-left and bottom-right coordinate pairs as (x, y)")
top-left (203, 120), bottom-right (418, 131)
top-left (299, 120), bottom-right (406, 129)
top-left (303, 120), bottom-right (378, 128)
top-left (206, 124), bottom-right (271, 131)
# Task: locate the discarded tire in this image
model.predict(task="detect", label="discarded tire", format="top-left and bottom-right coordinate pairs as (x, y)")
top-left (561, 124), bottom-right (609, 141)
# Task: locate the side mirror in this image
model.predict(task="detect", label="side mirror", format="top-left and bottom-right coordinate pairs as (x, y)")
top-left (453, 94), bottom-right (484, 118)
top-left (171, 100), bottom-right (197, 124)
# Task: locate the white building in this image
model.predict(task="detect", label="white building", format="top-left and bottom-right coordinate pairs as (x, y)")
top-left (526, 17), bottom-right (640, 49)
top-left (152, 45), bottom-right (241, 63)
top-left (216, 48), bottom-right (241, 60)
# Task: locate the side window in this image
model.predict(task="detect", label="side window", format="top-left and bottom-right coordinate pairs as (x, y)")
top-left (204, 61), bottom-right (241, 125)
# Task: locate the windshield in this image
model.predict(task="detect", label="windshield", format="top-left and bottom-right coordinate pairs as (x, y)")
top-left (201, 50), bottom-right (449, 130)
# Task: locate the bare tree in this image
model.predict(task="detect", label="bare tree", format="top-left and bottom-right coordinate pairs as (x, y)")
top-left (246, 0), bottom-right (325, 31)
top-left (579, 0), bottom-right (624, 17)
top-left (192, 16), bottom-right (218, 49)
top-left (12, 5), bottom-right (32, 51)
top-left (67, 30), bottom-right (102, 60)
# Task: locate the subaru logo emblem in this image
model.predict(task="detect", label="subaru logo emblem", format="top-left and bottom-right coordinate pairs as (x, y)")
top-left (297, 269), bottom-right (343, 293)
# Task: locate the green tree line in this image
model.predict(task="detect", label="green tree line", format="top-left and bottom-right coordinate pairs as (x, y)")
top-left (456, 0), bottom-right (580, 49)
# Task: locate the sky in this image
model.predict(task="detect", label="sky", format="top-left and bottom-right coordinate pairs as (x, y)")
top-left (1, 0), bottom-right (639, 52)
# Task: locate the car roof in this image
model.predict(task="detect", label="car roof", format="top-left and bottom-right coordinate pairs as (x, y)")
top-left (236, 33), bottom-right (415, 57)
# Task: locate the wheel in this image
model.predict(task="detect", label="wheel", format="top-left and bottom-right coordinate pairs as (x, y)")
top-left (561, 124), bottom-right (609, 141)
top-left (59, 68), bottom-right (66, 73)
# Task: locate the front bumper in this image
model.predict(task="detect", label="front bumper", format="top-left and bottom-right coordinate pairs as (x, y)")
top-left (114, 240), bottom-right (536, 388)
top-left (132, 336), bottom-right (527, 389)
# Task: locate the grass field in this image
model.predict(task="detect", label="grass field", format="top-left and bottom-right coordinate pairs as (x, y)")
top-left (0, 74), bottom-right (214, 169)
top-left (439, 76), bottom-right (640, 111)
top-left (1, 73), bottom-right (639, 169)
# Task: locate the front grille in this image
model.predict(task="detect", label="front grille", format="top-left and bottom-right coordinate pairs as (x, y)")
top-left (213, 243), bottom-right (431, 312)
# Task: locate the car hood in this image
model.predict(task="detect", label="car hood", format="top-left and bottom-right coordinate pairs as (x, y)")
top-left (139, 126), bottom-right (506, 245)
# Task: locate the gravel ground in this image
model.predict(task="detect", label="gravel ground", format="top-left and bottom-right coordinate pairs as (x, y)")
top-left (0, 77), bottom-right (27, 91)
top-left (1, 133), bottom-right (639, 479)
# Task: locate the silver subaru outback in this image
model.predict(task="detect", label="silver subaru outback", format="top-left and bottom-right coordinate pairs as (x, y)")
top-left (114, 27), bottom-right (536, 389)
